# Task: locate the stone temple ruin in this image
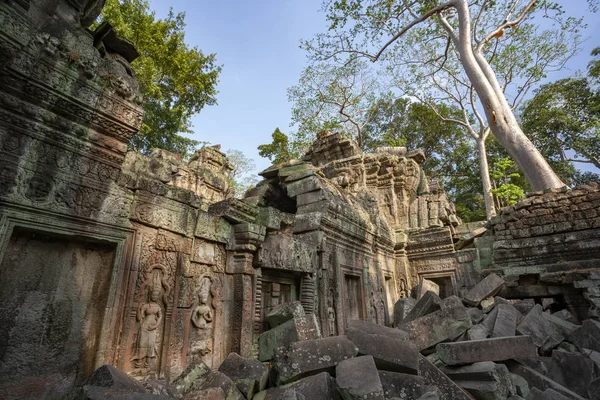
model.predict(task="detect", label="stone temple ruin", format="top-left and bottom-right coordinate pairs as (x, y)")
top-left (2, 1), bottom-right (600, 399)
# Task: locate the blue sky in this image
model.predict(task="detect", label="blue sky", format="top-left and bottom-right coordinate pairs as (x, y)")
top-left (147, 0), bottom-right (600, 176)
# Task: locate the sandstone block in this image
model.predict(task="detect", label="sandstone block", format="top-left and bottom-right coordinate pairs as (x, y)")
top-left (393, 297), bottom-right (417, 327)
top-left (336, 356), bottom-right (384, 400)
top-left (548, 350), bottom-right (595, 398)
top-left (347, 319), bottom-right (409, 341)
top-left (466, 307), bottom-right (484, 324)
top-left (467, 324), bottom-right (489, 341)
top-left (253, 372), bottom-right (337, 400)
top-left (492, 303), bottom-right (522, 338)
top-left (258, 313), bottom-right (321, 361)
top-left (274, 336), bottom-right (358, 385)
top-left (436, 336), bottom-right (537, 366)
top-left (505, 361), bottom-right (587, 400)
top-left (346, 323), bottom-right (418, 374)
top-left (552, 309), bottom-right (579, 325)
top-left (379, 371), bottom-right (426, 400)
top-left (402, 291), bottom-right (443, 324)
top-left (440, 362), bottom-right (515, 400)
top-left (531, 387), bottom-right (571, 400)
top-left (516, 304), bottom-right (564, 351)
top-left (417, 355), bottom-right (472, 400)
top-left (417, 278), bottom-right (440, 299)
top-left (218, 353), bottom-right (269, 399)
top-left (173, 362), bottom-right (244, 400)
top-left (463, 273), bottom-right (505, 306)
top-left (588, 377), bottom-right (600, 400)
top-left (568, 319), bottom-right (600, 352)
top-left (265, 301), bottom-right (305, 329)
top-left (399, 301), bottom-right (472, 350)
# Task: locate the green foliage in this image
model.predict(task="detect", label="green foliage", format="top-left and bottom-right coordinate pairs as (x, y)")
top-left (257, 128), bottom-right (298, 165)
top-left (97, 0), bottom-right (221, 156)
top-left (224, 149), bottom-right (258, 198)
top-left (490, 158), bottom-right (526, 207)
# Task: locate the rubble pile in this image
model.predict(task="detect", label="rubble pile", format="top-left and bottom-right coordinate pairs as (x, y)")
top-left (71, 278), bottom-right (600, 400)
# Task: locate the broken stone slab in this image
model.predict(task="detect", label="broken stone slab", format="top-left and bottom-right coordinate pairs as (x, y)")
top-left (588, 377), bottom-right (600, 400)
top-left (530, 387), bottom-right (571, 400)
top-left (253, 372), bottom-right (339, 400)
top-left (398, 301), bottom-right (472, 351)
top-left (492, 303), bottom-right (522, 338)
top-left (505, 360), bottom-right (588, 400)
top-left (480, 296), bottom-right (495, 313)
top-left (547, 350), bottom-right (596, 398)
top-left (347, 319), bottom-right (409, 341)
top-left (258, 313), bottom-right (321, 361)
top-left (401, 291), bottom-right (443, 324)
top-left (417, 279), bottom-right (440, 299)
top-left (513, 299), bottom-right (536, 315)
top-left (440, 361), bottom-right (515, 400)
top-left (172, 362), bottom-right (244, 400)
top-left (552, 309), bottom-right (580, 325)
top-left (510, 373), bottom-right (530, 399)
top-left (346, 322), bottom-right (419, 374)
top-left (542, 312), bottom-right (579, 337)
top-left (437, 336), bottom-right (537, 366)
top-left (467, 324), bottom-right (488, 341)
top-left (568, 319), bottom-right (600, 352)
top-left (393, 297), bottom-right (417, 327)
top-left (481, 306), bottom-right (499, 334)
top-left (467, 307), bottom-right (484, 325)
top-left (463, 273), bottom-right (505, 307)
top-left (265, 301), bottom-right (305, 328)
top-left (336, 355), bottom-right (384, 400)
top-left (218, 352), bottom-right (269, 399)
top-left (274, 335), bottom-right (358, 385)
top-left (378, 370), bottom-right (426, 400)
top-left (417, 355), bottom-right (472, 400)
top-left (516, 304), bottom-right (564, 351)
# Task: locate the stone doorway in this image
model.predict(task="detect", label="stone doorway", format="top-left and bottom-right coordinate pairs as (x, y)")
top-left (0, 228), bottom-right (116, 399)
top-left (342, 272), bottom-right (365, 327)
top-left (260, 271), bottom-right (299, 332)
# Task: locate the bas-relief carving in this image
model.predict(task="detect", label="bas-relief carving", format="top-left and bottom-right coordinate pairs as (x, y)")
top-left (130, 265), bottom-right (169, 377)
top-left (188, 276), bottom-right (216, 363)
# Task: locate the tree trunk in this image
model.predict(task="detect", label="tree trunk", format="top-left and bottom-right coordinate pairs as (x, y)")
top-left (454, 0), bottom-right (565, 191)
top-left (476, 137), bottom-right (497, 219)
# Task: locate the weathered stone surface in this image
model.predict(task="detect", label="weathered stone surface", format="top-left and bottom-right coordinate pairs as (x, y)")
top-left (467, 324), bottom-right (489, 341)
top-left (347, 319), bottom-right (409, 341)
top-left (513, 299), bottom-right (536, 315)
top-left (492, 303), bottom-right (522, 338)
top-left (552, 309), bottom-right (579, 325)
top-left (505, 361), bottom-right (587, 400)
top-left (346, 322), bottom-right (419, 373)
top-left (417, 279), bottom-right (440, 299)
top-left (417, 355), bottom-right (472, 400)
top-left (568, 319), bottom-right (600, 352)
top-left (336, 356), bottom-right (384, 400)
top-left (516, 304), bottom-right (564, 351)
top-left (379, 371), bottom-right (426, 400)
top-left (265, 301), bottom-right (305, 329)
top-left (588, 377), bottom-right (600, 400)
top-left (253, 372), bottom-right (339, 400)
top-left (258, 314), bottom-right (321, 361)
top-left (399, 301), bottom-right (472, 350)
top-left (530, 387), bottom-right (571, 400)
top-left (436, 336), bottom-right (537, 365)
top-left (274, 336), bottom-right (358, 385)
top-left (440, 362), bottom-right (515, 400)
top-left (480, 296), bottom-right (496, 313)
top-left (402, 291), bottom-right (443, 324)
top-left (218, 353), bottom-right (269, 399)
top-left (463, 273), bottom-right (505, 307)
top-left (547, 350), bottom-right (595, 397)
top-left (172, 362), bottom-right (244, 400)
top-left (467, 307), bottom-right (485, 325)
top-left (510, 373), bottom-right (530, 399)
top-left (394, 297), bottom-right (417, 327)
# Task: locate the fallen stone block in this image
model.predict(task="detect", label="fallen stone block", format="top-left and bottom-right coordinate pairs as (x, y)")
top-left (379, 370), bottom-right (425, 400)
top-left (436, 336), bottom-right (537, 366)
top-left (417, 278), bottom-right (440, 299)
top-left (274, 335), bottom-right (358, 385)
top-left (530, 387), bottom-right (571, 400)
top-left (547, 350), bottom-right (595, 398)
top-left (480, 296), bottom-right (495, 313)
top-left (218, 352), bottom-right (269, 399)
top-left (463, 273), bottom-right (505, 307)
top-left (346, 323), bottom-right (419, 373)
top-left (505, 360), bottom-right (588, 400)
top-left (467, 307), bottom-right (484, 325)
top-left (253, 372), bottom-right (338, 400)
top-left (172, 362), bottom-right (244, 400)
top-left (568, 319), bottom-right (600, 352)
top-left (258, 313), bottom-right (321, 361)
top-left (265, 301), bottom-right (305, 328)
top-left (402, 291), bottom-right (443, 324)
top-left (393, 297), bottom-right (417, 327)
top-left (492, 303), bottom-right (522, 338)
top-left (467, 325), bottom-right (489, 341)
top-left (588, 377), bottom-right (600, 400)
top-left (417, 355), bottom-right (472, 400)
top-left (552, 309), bottom-right (580, 325)
top-left (510, 373), bottom-right (530, 399)
top-left (347, 319), bottom-right (409, 341)
top-left (481, 306), bottom-right (499, 334)
top-left (516, 304), bottom-right (564, 351)
top-left (542, 312), bottom-right (579, 337)
top-left (440, 361), bottom-right (515, 400)
top-left (336, 355), bottom-right (384, 400)
top-left (399, 301), bottom-right (472, 350)
top-left (513, 299), bottom-right (535, 315)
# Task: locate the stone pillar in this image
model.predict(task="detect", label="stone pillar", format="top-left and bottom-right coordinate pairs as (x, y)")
top-left (300, 273), bottom-right (316, 314)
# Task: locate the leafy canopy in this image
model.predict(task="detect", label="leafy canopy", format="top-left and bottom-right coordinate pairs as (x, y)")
top-left (98, 0), bottom-right (221, 155)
